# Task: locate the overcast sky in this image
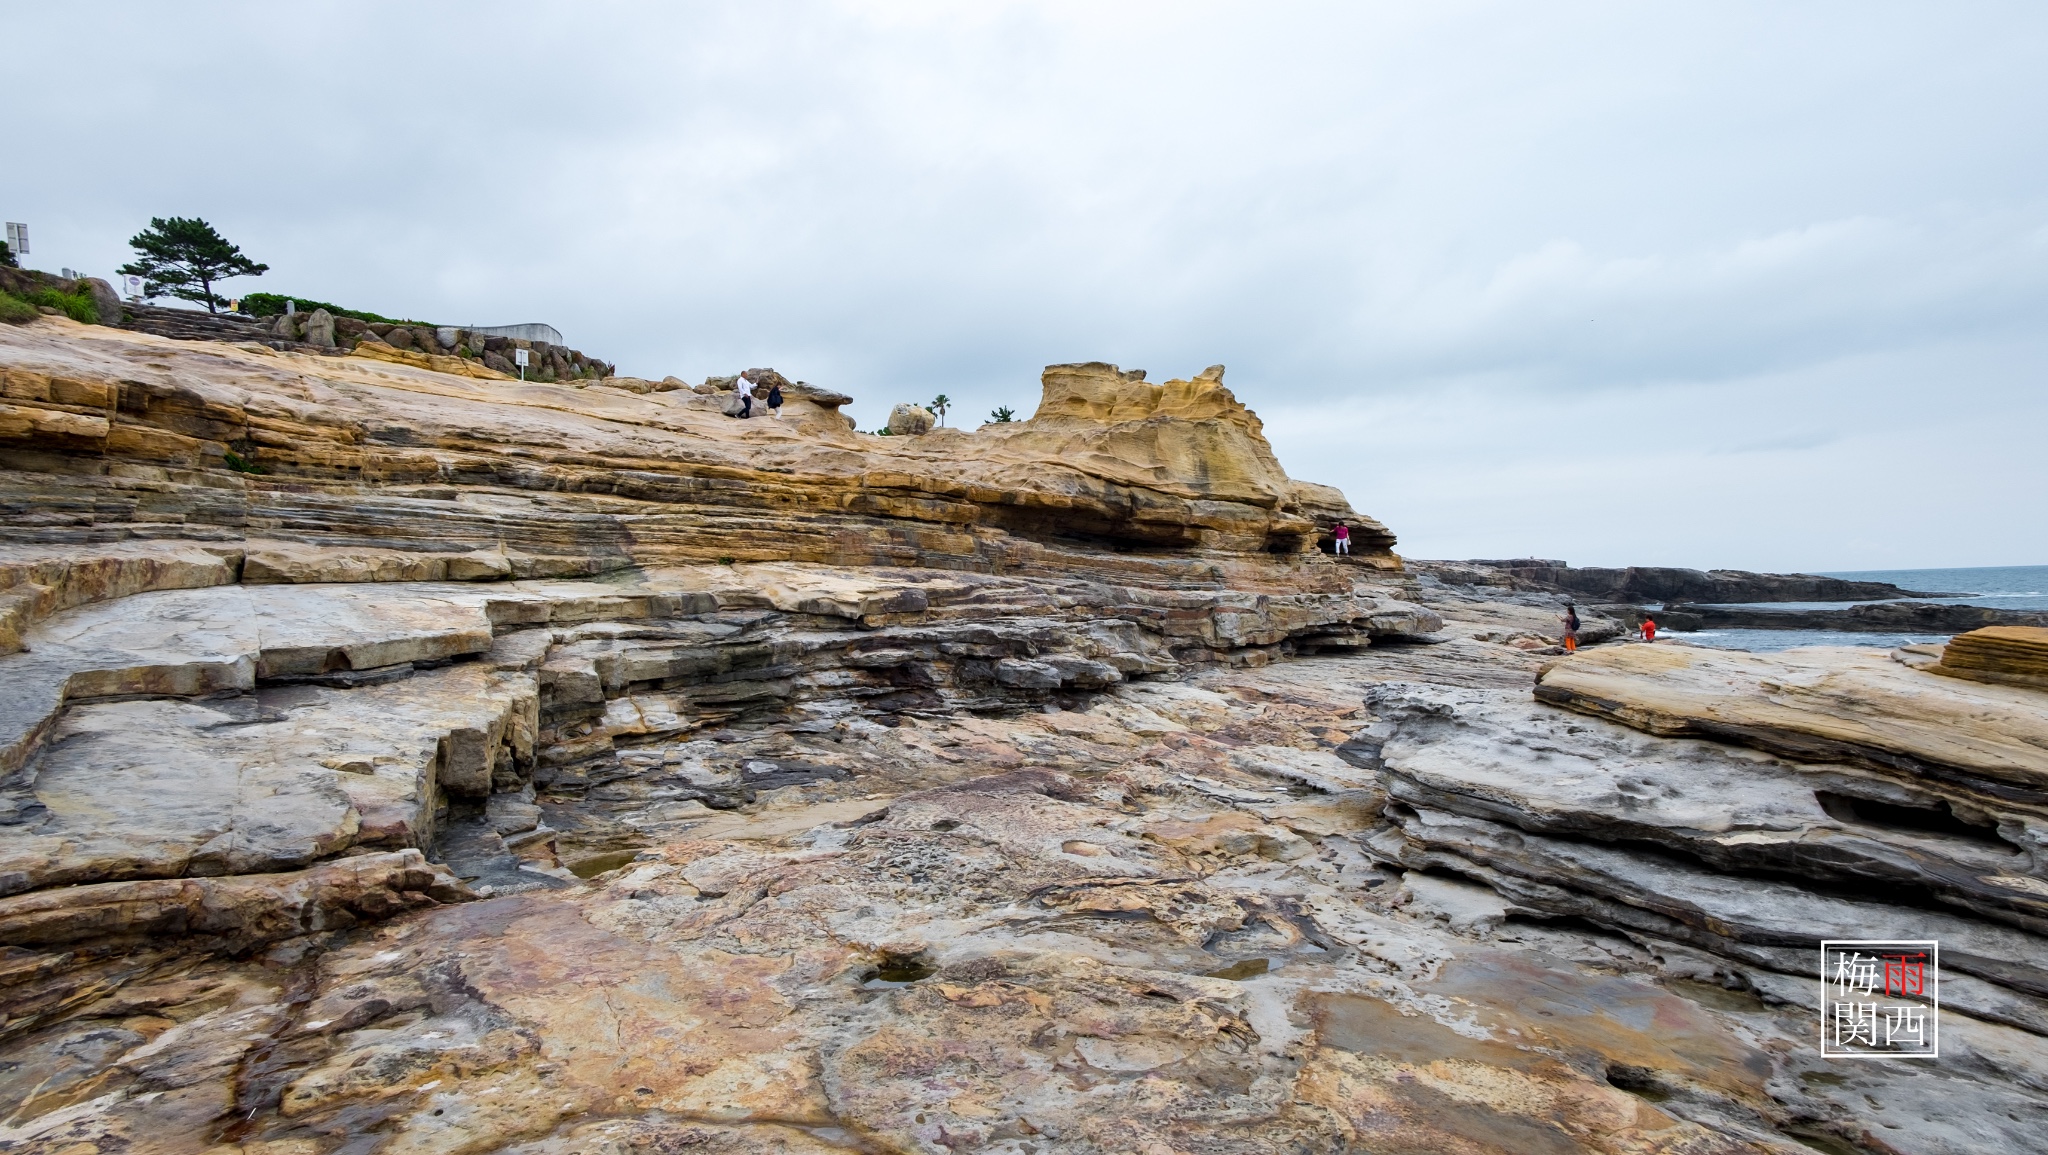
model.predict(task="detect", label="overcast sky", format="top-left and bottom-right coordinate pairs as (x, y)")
top-left (15, 3), bottom-right (2047, 570)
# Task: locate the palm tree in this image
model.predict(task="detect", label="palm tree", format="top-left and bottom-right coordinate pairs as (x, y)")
top-left (929, 394), bottom-right (951, 427)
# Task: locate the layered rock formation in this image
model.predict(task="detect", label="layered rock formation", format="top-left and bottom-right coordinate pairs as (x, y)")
top-left (1, 313), bottom-right (2045, 1154)
top-left (0, 323), bottom-right (1392, 588)
top-left (1935, 626), bottom-right (2048, 691)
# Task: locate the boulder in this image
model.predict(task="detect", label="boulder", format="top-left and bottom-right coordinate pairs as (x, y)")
top-left (383, 325), bottom-right (416, 350)
top-left (657, 376), bottom-right (689, 392)
top-left (80, 277), bottom-right (122, 326)
top-left (740, 367), bottom-right (795, 392)
top-left (271, 312), bottom-right (300, 339)
top-left (436, 326), bottom-right (460, 349)
top-left (887, 403), bottom-right (935, 436)
top-left (787, 381), bottom-right (853, 408)
top-left (303, 308), bottom-right (336, 348)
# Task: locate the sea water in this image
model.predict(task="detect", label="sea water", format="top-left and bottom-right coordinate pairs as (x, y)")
top-left (1818, 564), bottom-right (2048, 612)
top-left (1678, 628), bottom-right (1953, 654)
top-left (1673, 564), bottom-right (2046, 653)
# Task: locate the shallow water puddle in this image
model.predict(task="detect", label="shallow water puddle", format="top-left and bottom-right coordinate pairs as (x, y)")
top-left (1428, 951), bottom-right (1774, 1099)
top-left (1203, 957), bottom-right (1272, 980)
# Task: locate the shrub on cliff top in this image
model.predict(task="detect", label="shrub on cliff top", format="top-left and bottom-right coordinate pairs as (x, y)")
top-left (241, 292), bottom-right (431, 327)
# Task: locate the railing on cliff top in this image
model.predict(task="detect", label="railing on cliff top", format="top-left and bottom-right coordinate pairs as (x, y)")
top-left (466, 323), bottom-right (564, 345)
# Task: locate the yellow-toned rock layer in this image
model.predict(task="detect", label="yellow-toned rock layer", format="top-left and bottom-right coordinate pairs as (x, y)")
top-left (0, 321), bottom-right (1395, 594)
top-left (1936, 625), bottom-right (2048, 691)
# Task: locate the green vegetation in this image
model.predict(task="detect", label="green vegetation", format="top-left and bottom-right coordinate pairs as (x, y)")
top-left (0, 277), bottom-right (96, 324)
top-left (987, 406), bottom-right (1016, 423)
top-left (929, 394), bottom-right (951, 426)
top-left (119, 217), bottom-right (268, 314)
top-left (240, 292), bottom-right (432, 327)
top-left (222, 449), bottom-right (267, 475)
top-left (0, 244), bottom-right (16, 269)
top-left (0, 292), bottom-right (38, 325)
top-left (23, 286), bottom-right (97, 324)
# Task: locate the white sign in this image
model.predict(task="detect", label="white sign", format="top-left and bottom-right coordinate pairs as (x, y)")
top-left (122, 274), bottom-right (145, 300)
top-left (514, 348), bottom-right (530, 366)
top-left (1822, 940), bottom-right (1938, 1058)
top-left (4, 222), bottom-right (25, 256)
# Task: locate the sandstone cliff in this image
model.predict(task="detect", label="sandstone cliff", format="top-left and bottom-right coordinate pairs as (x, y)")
top-left (0, 320), bottom-right (1391, 610)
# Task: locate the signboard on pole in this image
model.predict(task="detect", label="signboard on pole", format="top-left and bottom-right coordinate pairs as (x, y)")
top-left (514, 348), bottom-right (530, 380)
top-left (121, 274), bottom-right (145, 300)
top-left (3, 223), bottom-right (25, 256)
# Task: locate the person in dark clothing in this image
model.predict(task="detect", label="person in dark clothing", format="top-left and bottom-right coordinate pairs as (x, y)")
top-left (767, 383), bottom-right (783, 418)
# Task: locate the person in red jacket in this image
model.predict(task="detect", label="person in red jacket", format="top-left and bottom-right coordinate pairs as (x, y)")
top-left (1332, 523), bottom-right (1351, 555)
top-left (1641, 615), bottom-right (1658, 642)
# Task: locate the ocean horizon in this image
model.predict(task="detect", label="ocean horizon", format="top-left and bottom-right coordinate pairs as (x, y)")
top-left (1672, 563), bottom-right (2045, 652)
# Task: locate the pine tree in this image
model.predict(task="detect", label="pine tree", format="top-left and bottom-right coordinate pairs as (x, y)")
top-left (117, 217), bottom-right (268, 313)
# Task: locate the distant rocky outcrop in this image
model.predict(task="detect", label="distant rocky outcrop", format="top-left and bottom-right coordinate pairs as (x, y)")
top-left (1672, 600), bottom-right (2048, 633)
top-left (1439, 558), bottom-right (1953, 603)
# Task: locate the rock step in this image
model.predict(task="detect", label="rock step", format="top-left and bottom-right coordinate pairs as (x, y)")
top-left (1536, 643), bottom-right (2048, 800)
top-left (0, 849), bottom-right (472, 951)
top-left (1350, 681), bottom-right (2048, 934)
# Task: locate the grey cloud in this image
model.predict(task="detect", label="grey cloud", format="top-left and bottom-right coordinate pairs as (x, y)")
top-left (12, 1), bottom-right (2047, 566)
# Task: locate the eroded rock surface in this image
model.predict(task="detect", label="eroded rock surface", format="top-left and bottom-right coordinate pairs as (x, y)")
top-left (1, 316), bottom-right (2044, 1153)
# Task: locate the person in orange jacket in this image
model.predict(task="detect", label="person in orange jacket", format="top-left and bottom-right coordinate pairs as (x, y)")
top-left (1641, 614), bottom-right (1658, 642)
top-left (1562, 603), bottom-right (1580, 653)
